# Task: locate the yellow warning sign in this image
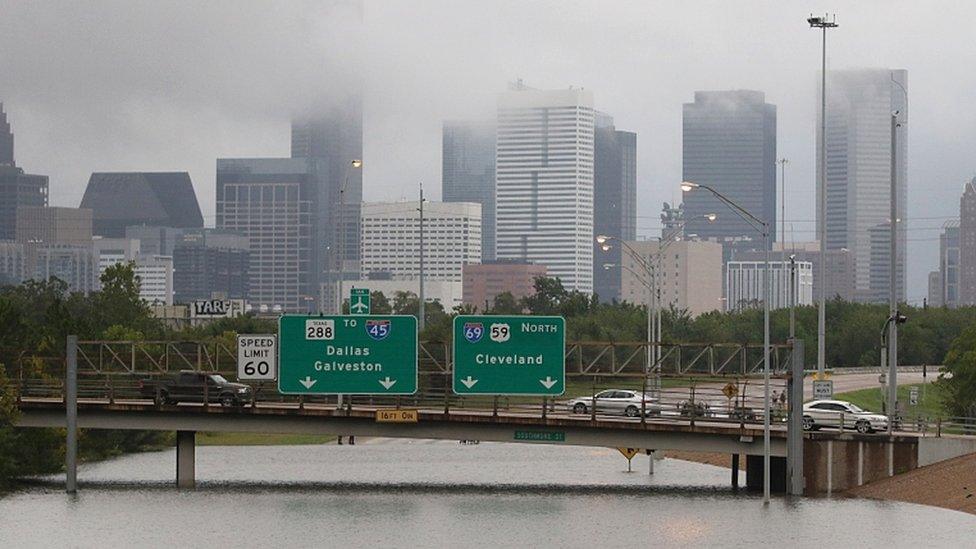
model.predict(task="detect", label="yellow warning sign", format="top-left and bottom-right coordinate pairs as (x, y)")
top-left (617, 447), bottom-right (639, 460)
top-left (722, 383), bottom-right (738, 400)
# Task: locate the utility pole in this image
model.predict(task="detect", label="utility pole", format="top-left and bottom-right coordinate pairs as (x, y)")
top-left (808, 14), bottom-right (838, 376)
top-left (888, 111), bottom-right (899, 426)
top-left (418, 184), bottom-right (426, 333)
top-left (779, 158), bottom-right (789, 308)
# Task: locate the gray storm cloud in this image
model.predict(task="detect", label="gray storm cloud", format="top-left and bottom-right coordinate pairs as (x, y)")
top-left (1, 0), bottom-right (974, 301)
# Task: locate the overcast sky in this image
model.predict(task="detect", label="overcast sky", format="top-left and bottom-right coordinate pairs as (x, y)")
top-left (2, 0), bottom-right (975, 302)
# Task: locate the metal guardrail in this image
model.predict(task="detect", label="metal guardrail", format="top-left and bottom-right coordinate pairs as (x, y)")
top-left (803, 365), bottom-right (939, 375)
top-left (11, 371), bottom-right (792, 430)
top-left (5, 339), bottom-right (796, 378)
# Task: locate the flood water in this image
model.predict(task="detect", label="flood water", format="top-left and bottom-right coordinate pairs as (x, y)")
top-left (1, 439), bottom-right (973, 548)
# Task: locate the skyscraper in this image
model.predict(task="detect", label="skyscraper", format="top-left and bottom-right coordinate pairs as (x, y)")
top-left (931, 219), bottom-right (961, 308)
top-left (958, 178), bottom-right (976, 305)
top-left (173, 229), bottom-right (250, 303)
top-left (682, 90), bottom-right (777, 247)
top-left (818, 69), bottom-right (907, 303)
top-left (442, 120), bottom-right (496, 261)
top-left (0, 103), bottom-right (48, 240)
top-left (216, 157), bottom-right (323, 312)
top-left (592, 112), bottom-right (637, 302)
top-left (80, 172), bottom-right (204, 238)
top-left (0, 103), bottom-right (13, 166)
top-left (291, 94), bottom-right (363, 281)
top-left (495, 85), bottom-right (595, 293)
top-left (0, 166), bottom-right (48, 241)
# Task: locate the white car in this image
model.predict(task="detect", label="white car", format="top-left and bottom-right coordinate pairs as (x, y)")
top-left (567, 390), bottom-right (663, 418)
top-left (802, 399), bottom-right (889, 433)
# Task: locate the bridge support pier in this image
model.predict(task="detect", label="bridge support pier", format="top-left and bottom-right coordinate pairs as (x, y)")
top-left (746, 455), bottom-right (786, 493)
top-left (731, 453), bottom-right (739, 489)
top-left (176, 430), bottom-right (196, 489)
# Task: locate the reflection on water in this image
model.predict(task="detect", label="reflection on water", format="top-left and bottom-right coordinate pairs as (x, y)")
top-left (1, 440), bottom-right (974, 548)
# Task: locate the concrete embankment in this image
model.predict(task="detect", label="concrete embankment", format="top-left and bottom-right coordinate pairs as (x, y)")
top-left (845, 452), bottom-right (976, 515)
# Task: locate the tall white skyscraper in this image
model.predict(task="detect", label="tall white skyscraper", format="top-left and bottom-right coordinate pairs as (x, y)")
top-left (495, 85), bottom-right (595, 293)
top-left (818, 69), bottom-right (907, 303)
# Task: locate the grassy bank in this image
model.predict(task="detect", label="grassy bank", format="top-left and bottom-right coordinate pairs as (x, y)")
top-left (833, 383), bottom-right (946, 418)
top-left (196, 432), bottom-right (336, 446)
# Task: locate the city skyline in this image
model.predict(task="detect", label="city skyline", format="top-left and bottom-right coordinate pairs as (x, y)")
top-left (2, 2), bottom-right (976, 301)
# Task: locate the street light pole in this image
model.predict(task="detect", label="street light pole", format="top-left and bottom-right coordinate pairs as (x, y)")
top-left (683, 180), bottom-right (771, 504)
top-left (418, 184), bottom-right (426, 333)
top-left (336, 159), bottom-right (363, 314)
top-left (809, 14), bottom-right (837, 377)
top-left (888, 74), bottom-right (907, 434)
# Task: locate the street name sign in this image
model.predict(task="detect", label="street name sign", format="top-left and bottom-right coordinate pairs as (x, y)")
top-left (237, 334), bottom-right (277, 381)
top-left (513, 430), bottom-right (565, 442)
top-left (812, 379), bottom-right (833, 399)
top-left (375, 409), bottom-right (419, 423)
top-left (453, 315), bottom-right (565, 395)
top-left (278, 315), bottom-right (417, 395)
top-left (350, 288), bottom-right (371, 315)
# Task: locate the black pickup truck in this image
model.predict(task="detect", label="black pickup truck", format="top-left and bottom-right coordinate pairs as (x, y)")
top-left (140, 371), bottom-right (253, 407)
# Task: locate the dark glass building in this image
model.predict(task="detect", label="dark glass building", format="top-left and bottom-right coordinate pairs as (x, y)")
top-left (442, 120), bottom-right (496, 261)
top-left (80, 172), bottom-right (204, 238)
top-left (291, 94), bottom-right (363, 279)
top-left (682, 90), bottom-right (777, 247)
top-left (173, 229), bottom-right (250, 303)
top-left (0, 103), bottom-right (49, 240)
top-left (0, 102), bottom-right (13, 167)
top-left (0, 166), bottom-right (48, 240)
top-left (592, 112), bottom-right (637, 302)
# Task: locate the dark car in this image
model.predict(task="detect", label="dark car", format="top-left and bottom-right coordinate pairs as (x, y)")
top-left (140, 371), bottom-right (253, 407)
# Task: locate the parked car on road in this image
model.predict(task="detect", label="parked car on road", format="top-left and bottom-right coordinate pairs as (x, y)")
top-left (140, 371), bottom-right (253, 407)
top-left (567, 390), bottom-right (663, 418)
top-left (802, 399), bottom-right (888, 433)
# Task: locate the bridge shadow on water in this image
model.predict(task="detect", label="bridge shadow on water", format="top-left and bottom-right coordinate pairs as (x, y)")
top-left (18, 477), bottom-right (746, 497)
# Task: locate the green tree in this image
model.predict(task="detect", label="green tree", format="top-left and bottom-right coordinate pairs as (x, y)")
top-left (371, 291), bottom-right (392, 314)
top-left (938, 325), bottom-right (976, 417)
top-left (489, 292), bottom-right (522, 314)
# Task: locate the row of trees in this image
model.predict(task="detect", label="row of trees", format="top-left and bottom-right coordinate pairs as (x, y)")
top-left (0, 264), bottom-right (172, 488)
top-left (4, 271), bottom-right (976, 487)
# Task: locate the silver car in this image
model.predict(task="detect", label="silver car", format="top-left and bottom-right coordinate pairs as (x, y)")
top-left (802, 399), bottom-right (889, 433)
top-left (567, 390), bottom-right (662, 418)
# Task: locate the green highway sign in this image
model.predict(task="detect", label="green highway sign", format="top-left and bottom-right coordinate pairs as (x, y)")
top-left (278, 315), bottom-right (417, 395)
top-left (350, 288), bottom-right (370, 315)
top-left (514, 430), bottom-right (566, 443)
top-left (453, 315), bottom-right (565, 395)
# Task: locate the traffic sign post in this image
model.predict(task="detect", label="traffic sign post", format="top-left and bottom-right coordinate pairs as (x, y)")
top-left (237, 334), bottom-right (277, 381)
top-left (909, 386), bottom-right (919, 406)
top-left (278, 315), bottom-right (417, 395)
top-left (350, 288), bottom-right (370, 315)
top-left (452, 315), bottom-right (565, 395)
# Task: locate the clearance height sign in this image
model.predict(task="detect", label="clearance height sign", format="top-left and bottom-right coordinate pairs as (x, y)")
top-left (278, 315), bottom-right (417, 395)
top-left (452, 315), bottom-right (565, 395)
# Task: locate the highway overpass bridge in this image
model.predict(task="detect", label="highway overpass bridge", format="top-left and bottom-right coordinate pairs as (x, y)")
top-left (9, 338), bottom-right (975, 496)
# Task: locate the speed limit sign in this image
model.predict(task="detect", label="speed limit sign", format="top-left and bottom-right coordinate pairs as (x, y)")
top-left (237, 334), bottom-right (277, 381)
